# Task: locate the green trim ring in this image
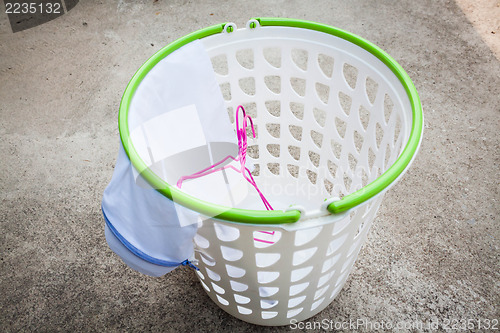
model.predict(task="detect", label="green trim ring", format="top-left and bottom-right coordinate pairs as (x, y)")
top-left (118, 17), bottom-right (423, 224)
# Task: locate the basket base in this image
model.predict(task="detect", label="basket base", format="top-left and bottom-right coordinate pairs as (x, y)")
top-left (195, 271), bottom-right (348, 326)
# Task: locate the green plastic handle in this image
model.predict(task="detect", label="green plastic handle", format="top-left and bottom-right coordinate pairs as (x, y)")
top-left (118, 18), bottom-right (423, 224)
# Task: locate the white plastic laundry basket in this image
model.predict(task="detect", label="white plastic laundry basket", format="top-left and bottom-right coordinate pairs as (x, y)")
top-left (114, 18), bottom-right (423, 326)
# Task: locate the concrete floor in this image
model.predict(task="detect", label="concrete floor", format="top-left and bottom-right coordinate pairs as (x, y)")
top-left (1, 0), bottom-right (498, 331)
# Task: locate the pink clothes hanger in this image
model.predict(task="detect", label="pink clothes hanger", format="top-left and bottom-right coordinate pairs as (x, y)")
top-left (177, 105), bottom-right (273, 211)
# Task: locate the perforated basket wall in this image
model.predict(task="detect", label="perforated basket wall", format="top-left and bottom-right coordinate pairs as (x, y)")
top-left (194, 196), bottom-right (383, 326)
top-left (188, 20), bottom-right (418, 325)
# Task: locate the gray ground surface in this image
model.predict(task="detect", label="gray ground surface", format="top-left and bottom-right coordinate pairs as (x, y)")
top-left (1, 1), bottom-right (498, 332)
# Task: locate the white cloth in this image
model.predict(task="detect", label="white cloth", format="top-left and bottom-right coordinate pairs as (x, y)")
top-left (102, 40), bottom-right (242, 276)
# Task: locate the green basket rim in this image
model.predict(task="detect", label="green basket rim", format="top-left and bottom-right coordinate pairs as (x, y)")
top-left (118, 17), bottom-right (423, 224)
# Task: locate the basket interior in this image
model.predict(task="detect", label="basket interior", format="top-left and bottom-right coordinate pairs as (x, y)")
top-left (126, 25), bottom-right (413, 214)
top-left (200, 26), bottom-right (411, 212)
